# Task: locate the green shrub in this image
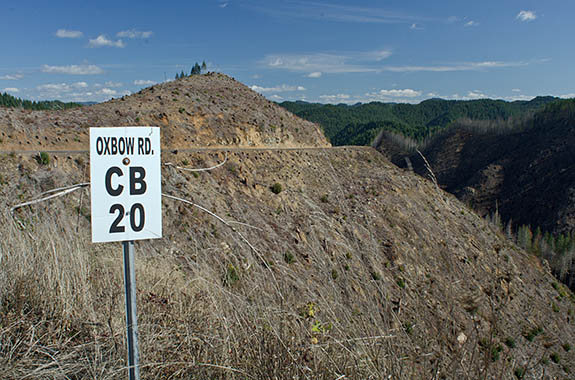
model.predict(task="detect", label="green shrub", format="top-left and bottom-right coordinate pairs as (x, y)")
top-left (284, 251), bottom-right (295, 264)
top-left (524, 326), bottom-right (543, 342)
top-left (562, 343), bottom-right (571, 352)
top-left (505, 337), bottom-right (516, 348)
top-left (331, 269), bottom-right (338, 280)
top-left (37, 152), bottom-right (50, 165)
top-left (514, 367), bottom-right (525, 379)
top-left (223, 264), bottom-right (240, 287)
top-left (320, 194), bottom-right (329, 203)
top-left (396, 278), bottom-right (405, 288)
top-left (491, 344), bottom-right (503, 362)
top-left (270, 183), bottom-right (283, 194)
top-left (403, 322), bottom-right (413, 335)
top-left (550, 352), bottom-right (560, 363)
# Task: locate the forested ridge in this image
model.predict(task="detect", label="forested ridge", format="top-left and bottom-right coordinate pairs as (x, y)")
top-left (0, 92), bottom-right (82, 110)
top-left (280, 96), bottom-right (558, 145)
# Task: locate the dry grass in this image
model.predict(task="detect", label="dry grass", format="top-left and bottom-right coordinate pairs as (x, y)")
top-left (1, 148), bottom-right (574, 379)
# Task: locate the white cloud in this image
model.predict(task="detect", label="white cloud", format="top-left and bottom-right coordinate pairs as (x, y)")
top-left (219, 2), bottom-right (229, 8)
top-left (512, 88), bottom-right (521, 92)
top-left (517, 10), bottom-right (536, 22)
top-left (464, 20), bottom-right (479, 27)
top-left (264, 52), bottom-right (526, 75)
top-left (37, 83), bottom-right (71, 92)
top-left (37, 82), bottom-right (87, 92)
top-left (56, 29), bottom-right (83, 38)
top-left (42, 64), bottom-right (104, 75)
top-left (134, 79), bottom-right (156, 86)
top-left (89, 35), bottom-right (125, 48)
top-left (307, 71), bottom-right (322, 78)
top-left (104, 81), bottom-right (123, 88)
top-left (269, 94), bottom-right (283, 101)
top-left (466, 90), bottom-right (488, 99)
top-left (117, 29), bottom-right (153, 39)
top-left (2, 87), bottom-right (19, 93)
top-left (99, 88), bottom-right (117, 96)
top-left (381, 60), bottom-right (528, 72)
top-left (560, 93), bottom-right (575, 99)
top-left (264, 52), bottom-right (377, 74)
top-left (319, 93), bottom-right (351, 103)
top-left (410, 23), bottom-right (423, 30)
top-left (250, 84), bottom-right (306, 93)
top-left (253, 3), bottom-right (434, 25)
top-left (0, 74), bottom-right (23, 80)
top-left (365, 49), bottom-right (393, 61)
top-left (373, 89), bottom-right (422, 97)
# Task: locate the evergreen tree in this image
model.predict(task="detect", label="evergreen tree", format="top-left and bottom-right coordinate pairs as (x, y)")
top-left (191, 62), bottom-right (201, 75)
top-left (201, 61), bottom-right (207, 71)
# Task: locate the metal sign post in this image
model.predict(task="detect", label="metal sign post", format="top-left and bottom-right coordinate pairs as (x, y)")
top-left (90, 126), bottom-right (162, 380)
top-left (123, 240), bottom-right (140, 380)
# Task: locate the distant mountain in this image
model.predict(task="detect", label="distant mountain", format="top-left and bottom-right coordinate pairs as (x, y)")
top-left (280, 96), bottom-right (559, 146)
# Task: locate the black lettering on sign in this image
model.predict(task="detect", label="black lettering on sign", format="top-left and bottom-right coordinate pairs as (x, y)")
top-left (103, 137), bottom-right (111, 154)
top-left (96, 137), bottom-right (104, 155)
top-left (130, 203), bottom-right (145, 232)
top-left (95, 136), bottom-right (136, 155)
top-left (129, 167), bottom-right (147, 195)
top-left (108, 203), bottom-right (146, 233)
top-left (137, 137), bottom-right (153, 155)
top-left (105, 167), bottom-right (123, 196)
top-left (109, 204), bottom-right (125, 233)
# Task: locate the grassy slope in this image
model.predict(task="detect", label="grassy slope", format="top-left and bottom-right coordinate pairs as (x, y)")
top-left (1, 148), bottom-right (574, 379)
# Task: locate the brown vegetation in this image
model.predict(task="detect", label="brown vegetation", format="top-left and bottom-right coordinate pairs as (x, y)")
top-left (1, 77), bottom-right (574, 379)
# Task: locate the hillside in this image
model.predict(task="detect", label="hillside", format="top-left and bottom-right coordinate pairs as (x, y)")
top-left (381, 100), bottom-right (575, 236)
top-left (280, 97), bottom-right (558, 146)
top-left (0, 73), bottom-right (329, 152)
top-left (377, 100), bottom-right (575, 287)
top-left (1, 76), bottom-right (574, 379)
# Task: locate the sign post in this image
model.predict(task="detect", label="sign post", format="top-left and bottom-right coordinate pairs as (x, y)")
top-left (90, 126), bottom-right (162, 380)
top-left (123, 240), bottom-right (139, 380)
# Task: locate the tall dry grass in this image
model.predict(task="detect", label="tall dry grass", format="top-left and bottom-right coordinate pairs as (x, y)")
top-left (2, 148), bottom-right (571, 379)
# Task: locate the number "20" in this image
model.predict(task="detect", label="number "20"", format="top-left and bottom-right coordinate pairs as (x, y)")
top-left (110, 203), bottom-right (145, 233)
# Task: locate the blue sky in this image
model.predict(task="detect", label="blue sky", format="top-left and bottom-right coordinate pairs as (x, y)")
top-left (1, 0), bottom-right (573, 104)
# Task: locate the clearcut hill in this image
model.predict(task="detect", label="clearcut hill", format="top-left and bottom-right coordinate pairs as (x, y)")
top-left (0, 73), bottom-right (329, 151)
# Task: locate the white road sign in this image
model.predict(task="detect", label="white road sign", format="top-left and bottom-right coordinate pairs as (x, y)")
top-left (90, 126), bottom-right (162, 243)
